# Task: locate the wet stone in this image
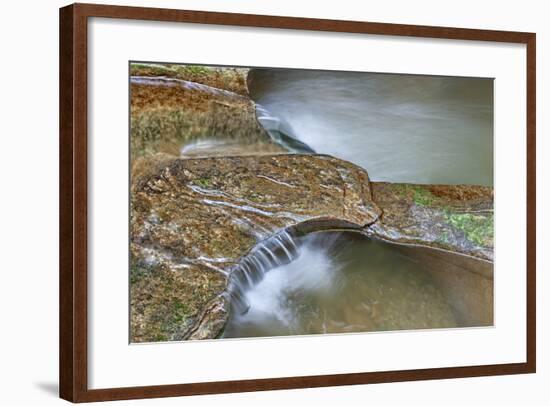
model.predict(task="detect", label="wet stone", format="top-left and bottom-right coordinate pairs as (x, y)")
top-left (130, 154), bottom-right (382, 342)
top-left (131, 155), bottom-right (494, 342)
top-left (130, 68), bottom-right (286, 159)
top-left (367, 182), bottom-right (494, 261)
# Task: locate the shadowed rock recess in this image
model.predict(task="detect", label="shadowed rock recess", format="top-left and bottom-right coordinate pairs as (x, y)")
top-left (129, 64), bottom-right (494, 342)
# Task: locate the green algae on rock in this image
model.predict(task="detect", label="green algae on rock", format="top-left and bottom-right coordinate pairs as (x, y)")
top-left (367, 182), bottom-right (494, 261)
top-left (444, 212), bottom-right (494, 247)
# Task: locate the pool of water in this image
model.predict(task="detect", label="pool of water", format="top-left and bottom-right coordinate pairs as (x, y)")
top-left (221, 68), bottom-right (493, 339)
top-left (223, 232), bottom-right (458, 338)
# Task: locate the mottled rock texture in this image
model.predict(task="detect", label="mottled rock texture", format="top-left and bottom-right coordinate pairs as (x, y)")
top-left (131, 153), bottom-right (494, 342)
top-left (368, 183), bottom-right (494, 261)
top-left (129, 64), bottom-right (494, 342)
top-left (130, 63), bottom-right (250, 96)
top-left (130, 154), bottom-right (381, 342)
top-left (130, 64), bottom-right (285, 160)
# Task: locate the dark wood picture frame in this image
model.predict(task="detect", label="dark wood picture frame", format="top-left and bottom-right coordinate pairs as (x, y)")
top-left (59, 3), bottom-right (536, 402)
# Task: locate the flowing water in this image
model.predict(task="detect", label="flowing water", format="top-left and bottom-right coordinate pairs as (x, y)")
top-left (223, 232), bottom-right (457, 338)
top-left (248, 69), bottom-right (493, 186)
top-left (222, 69), bottom-right (493, 339)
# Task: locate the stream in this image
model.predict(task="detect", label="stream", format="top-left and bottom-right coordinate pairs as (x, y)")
top-left (249, 69), bottom-right (493, 186)
top-left (222, 69), bottom-right (493, 338)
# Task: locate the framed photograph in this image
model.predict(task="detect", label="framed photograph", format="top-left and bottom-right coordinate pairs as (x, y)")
top-left (59, 3), bottom-right (536, 402)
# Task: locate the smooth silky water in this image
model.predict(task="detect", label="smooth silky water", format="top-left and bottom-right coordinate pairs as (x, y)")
top-left (249, 69), bottom-right (493, 186)
top-left (223, 232), bottom-right (457, 338)
top-left (222, 69), bottom-right (493, 338)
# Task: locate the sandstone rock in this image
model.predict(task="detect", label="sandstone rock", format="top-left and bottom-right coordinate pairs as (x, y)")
top-left (367, 183), bottom-right (494, 261)
top-left (130, 63), bottom-right (250, 96)
top-left (129, 65), bottom-right (495, 342)
top-left (130, 154), bottom-right (494, 341)
top-left (130, 74), bottom-right (285, 159)
top-left (130, 154), bottom-right (381, 342)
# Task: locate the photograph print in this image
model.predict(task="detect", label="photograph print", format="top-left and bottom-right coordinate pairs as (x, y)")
top-left (129, 62), bottom-right (494, 343)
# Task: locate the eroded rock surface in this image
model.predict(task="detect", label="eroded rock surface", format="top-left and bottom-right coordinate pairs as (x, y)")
top-left (131, 153), bottom-right (494, 342)
top-left (131, 63), bottom-right (250, 96)
top-left (130, 154), bottom-right (381, 342)
top-left (129, 64), bottom-right (494, 342)
top-left (130, 66), bottom-right (285, 159)
top-left (367, 183), bottom-right (494, 261)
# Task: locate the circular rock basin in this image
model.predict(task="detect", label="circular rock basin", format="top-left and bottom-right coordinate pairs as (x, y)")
top-left (223, 232), bottom-right (492, 339)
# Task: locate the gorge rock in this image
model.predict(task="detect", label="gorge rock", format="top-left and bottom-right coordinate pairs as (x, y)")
top-left (130, 63), bottom-right (250, 96)
top-left (367, 182), bottom-right (494, 261)
top-left (130, 153), bottom-right (494, 341)
top-left (130, 154), bottom-right (381, 342)
top-left (130, 65), bottom-right (285, 160)
top-left (129, 65), bottom-right (495, 341)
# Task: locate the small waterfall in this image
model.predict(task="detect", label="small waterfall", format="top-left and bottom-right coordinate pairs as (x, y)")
top-left (255, 105), bottom-right (315, 153)
top-left (223, 232), bottom-right (462, 339)
top-left (248, 68), bottom-right (494, 186)
top-left (228, 230), bottom-right (300, 315)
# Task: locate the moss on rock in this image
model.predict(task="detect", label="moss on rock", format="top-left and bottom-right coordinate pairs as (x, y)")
top-left (368, 182), bottom-right (494, 261)
top-left (445, 212), bottom-right (494, 247)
